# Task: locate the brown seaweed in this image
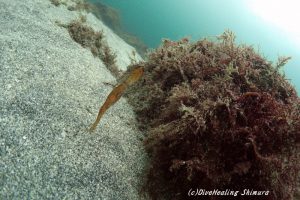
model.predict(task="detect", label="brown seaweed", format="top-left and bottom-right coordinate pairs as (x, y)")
top-left (127, 31), bottom-right (300, 200)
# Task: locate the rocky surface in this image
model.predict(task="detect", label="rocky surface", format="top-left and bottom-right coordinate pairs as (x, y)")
top-left (0, 0), bottom-right (146, 199)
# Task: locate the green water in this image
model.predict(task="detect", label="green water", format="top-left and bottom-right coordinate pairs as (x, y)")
top-left (90, 0), bottom-right (300, 94)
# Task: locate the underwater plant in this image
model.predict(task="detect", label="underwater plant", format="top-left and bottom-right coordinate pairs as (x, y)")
top-left (50, 0), bottom-right (90, 10)
top-left (126, 30), bottom-right (300, 200)
top-left (65, 19), bottom-right (119, 76)
top-left (50, 0), bottom-right (62, 6)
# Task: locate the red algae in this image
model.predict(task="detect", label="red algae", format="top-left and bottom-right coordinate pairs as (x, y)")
top-left (128, 31), bottom-right (300, 200)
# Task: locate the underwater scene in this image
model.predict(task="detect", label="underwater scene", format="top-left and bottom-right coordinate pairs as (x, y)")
top-left (1, 0), bottom-right (299, 199)
top-left (90, 0), bottom-right (300, 94)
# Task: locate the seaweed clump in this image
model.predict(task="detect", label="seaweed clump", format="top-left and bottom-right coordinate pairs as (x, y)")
top-left (50, 0), bottom-right (63, 6)
top-left (128, 31), bottom-right (300, 200)
top-left (50, 0), bottom-right (90, 10)
top-left (66, 19), bottom-right (119, 76)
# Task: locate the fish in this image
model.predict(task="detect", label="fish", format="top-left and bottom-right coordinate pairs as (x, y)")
top-left (89, 66), bottom-right (144, 132)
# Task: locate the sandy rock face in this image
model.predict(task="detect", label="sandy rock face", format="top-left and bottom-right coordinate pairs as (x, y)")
top-left (0, 0), bottom-right (146, 199)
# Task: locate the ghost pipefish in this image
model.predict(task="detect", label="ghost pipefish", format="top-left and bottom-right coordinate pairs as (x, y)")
top-left (88, 66), bottom-right (144, 132)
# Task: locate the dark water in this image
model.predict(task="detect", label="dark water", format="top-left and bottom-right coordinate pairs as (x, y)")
top-left (90, 0), bottom-right (300, 94)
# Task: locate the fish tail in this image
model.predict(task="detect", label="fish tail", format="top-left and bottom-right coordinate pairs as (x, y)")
top-left (88, 105), bottom-right (107, 132)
